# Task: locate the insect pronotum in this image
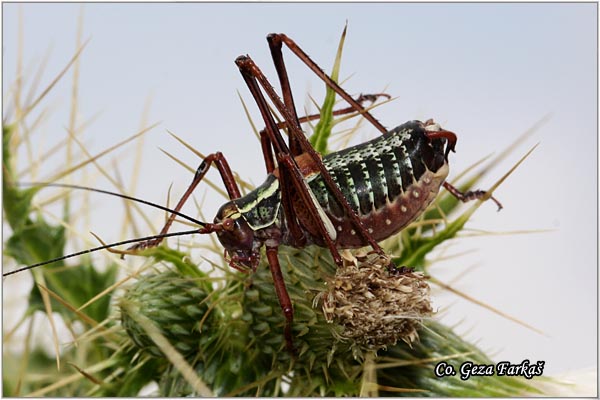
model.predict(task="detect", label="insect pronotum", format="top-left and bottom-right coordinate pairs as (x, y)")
top-left (3, 31), bottom-right (501, 352)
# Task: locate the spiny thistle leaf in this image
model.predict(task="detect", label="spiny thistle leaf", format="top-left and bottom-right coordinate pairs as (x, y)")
top-left (4, 125), bottom-right (117, 324)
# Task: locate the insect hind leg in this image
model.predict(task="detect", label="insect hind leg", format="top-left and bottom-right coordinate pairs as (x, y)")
top-left (267, 31), bottom-right (389, 135)
top-left (236, 55), bottom-right (390, 264)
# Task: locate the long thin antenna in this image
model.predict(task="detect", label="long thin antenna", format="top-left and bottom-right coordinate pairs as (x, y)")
top-left (18, 182), bottom-right (209, 227)
top-left (3, 229), bottom-right (201, 277)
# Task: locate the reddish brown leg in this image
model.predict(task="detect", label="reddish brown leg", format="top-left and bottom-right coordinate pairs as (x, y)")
top-left (235, 55), bottom-right (388, 262)
top-left (265, 39), bottom-right (389, 154)
top-left (129, 152), bottom-right (241, 250)
top-left (237, 57), bottom-right (310, 251)
top-left (267, 32), bottom-right (389, 135)
top-left (259, 130), bottom-right (276, 174)
top-left (267, 93), bottom-right (391, 133)
top-left (261, 128), bottom-right (307, 248)
top-left (237, 56), bottom-right (349, 262)
top-left (235, 45), bottom-right (396, 352)
top-left (266, 34), bottom-right (303, 156)
top-left (443, 181), bottom-right (503, 211)
top-left (265, 245), bottom-right (295, 353)
top-left (295, 93), bottom-right (391, 125)
top-left (258, 93), bottom-right (391, 173)
top-left (278, 154), bottom-right (343, 264)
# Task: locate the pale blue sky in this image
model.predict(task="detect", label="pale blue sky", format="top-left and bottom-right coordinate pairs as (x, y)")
top-left (3, 3), bottom-right (597, 380)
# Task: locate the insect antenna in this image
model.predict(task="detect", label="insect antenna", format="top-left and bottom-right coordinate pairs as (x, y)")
top-left (2, 229), bottom-right (201, 277)
top-left (4, 182), bottom-right (214, 277)
top-left (17, 182), bottom-right (209, 227)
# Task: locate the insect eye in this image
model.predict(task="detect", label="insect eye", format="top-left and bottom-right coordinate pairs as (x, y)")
top-left (222, 218), bottom-right (236, 231)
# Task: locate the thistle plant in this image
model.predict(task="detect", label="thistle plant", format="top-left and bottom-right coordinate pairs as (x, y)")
top-left (2, 25), bottom-right (547, 397)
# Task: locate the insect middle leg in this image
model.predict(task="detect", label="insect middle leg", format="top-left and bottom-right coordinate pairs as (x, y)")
top-left (265, 245), bottom-right (295, 352)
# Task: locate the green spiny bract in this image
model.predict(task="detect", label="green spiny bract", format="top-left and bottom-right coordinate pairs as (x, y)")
top-left (118, 241), bottom-right (540, 397)
top-left (119, 243), bottom-right (434, 396)
top-left (118, 261), bottom-right (278, 396)
top-left (120, 270), bottom-right (213, 358)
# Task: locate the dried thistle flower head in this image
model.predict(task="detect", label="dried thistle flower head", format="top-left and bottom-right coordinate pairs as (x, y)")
top-left (322, 251), bottom-right (433, 350)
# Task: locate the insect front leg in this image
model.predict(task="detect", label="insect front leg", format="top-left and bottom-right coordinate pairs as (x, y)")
top-left (129, 152), bottom-right (242, 251)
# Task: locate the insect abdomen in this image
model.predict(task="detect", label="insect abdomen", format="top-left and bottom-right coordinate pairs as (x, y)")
top-left (307, 120), bottom-right (449, 247)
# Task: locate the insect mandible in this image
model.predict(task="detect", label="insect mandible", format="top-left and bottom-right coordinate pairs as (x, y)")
top-left (3, 32), bottom-right (502, 353)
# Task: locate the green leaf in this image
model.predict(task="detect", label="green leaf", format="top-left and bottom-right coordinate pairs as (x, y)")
top-left (310, 25), bottom-right (347, 155)
top-left (3, 125), bottom-right (42, 230)
top-left (28, 260), bottom-right (118, 323)
top-left (5, 217), bottom-right (66, 267)
top-left (137, 246), bottom-right (209, 282)
top-left (394, 201), bottom-right (479, 269)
